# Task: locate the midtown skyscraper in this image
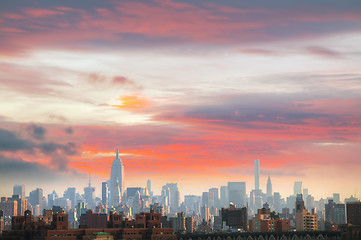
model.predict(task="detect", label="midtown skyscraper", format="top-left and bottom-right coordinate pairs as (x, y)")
top-left (110, 149), bottom-right (124, 206)
top-left (254, 159), bottom-right (259, 190)
top-left (266, 176), bottom-right (272, 197)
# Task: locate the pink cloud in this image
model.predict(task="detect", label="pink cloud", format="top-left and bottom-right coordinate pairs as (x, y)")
top-left (24, 8), bottom-right (65, 17)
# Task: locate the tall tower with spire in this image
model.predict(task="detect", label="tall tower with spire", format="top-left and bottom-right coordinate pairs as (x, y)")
top-left (267, 176), bottom-right (272, 197)
top-left (110, 148), bottom-right (124, 206)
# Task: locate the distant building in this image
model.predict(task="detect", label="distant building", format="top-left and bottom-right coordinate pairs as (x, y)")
top-left (220, 186), bottom-right (228, 208)
top-left (347, 202), bottom-right (361, 225)
top-left (13, 185), bottom-right (25, 199)
top-left (325, 199), bottom-right (346, 230)
top-left (64, 187), bottom-right (76, 209)
top-left (28, 188), bottom-right (45, 215)
top-left (221, 204), bottom-right (248, 231)
top-left (266, 176), bottom-right (272, 197)
top-left (295, 194), bottom-right (318, 231)
top-left (110, 149), bottom-right (124, 206)
top-left (102, 182), bottom-right (108, 205)
top-left (254, 159), bottom-right (260, 190)
top-left (333, 193), bottom-right (341, 204)
top-left (227, 182), bottom-right (246, 208)
top-left (209, 188), bottom-right (219, 209)
top-left (202, 192), bottom-right (215, 211)
top-left (84, 182), bottom-right (95, 210)
top-left (169, 212), bottom-right (186, 233)
top-left (0, 197), bottom-right (17, 218)
top-left (249, 208), bottom-right (290, 232)
top-left (294, 182), bottom-right (302, 196)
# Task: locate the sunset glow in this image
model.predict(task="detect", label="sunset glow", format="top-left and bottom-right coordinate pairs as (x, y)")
top-left (0, 0), bottom-right (360, 201)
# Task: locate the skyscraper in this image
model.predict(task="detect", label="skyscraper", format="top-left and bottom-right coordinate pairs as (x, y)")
top-left (102, 182), bottom-right (108, 205)
top-left (13, 185), bottom-right (25, 198)
top-left (266, 176), bottom-right (272, 197)
top-left (64, 187), bottom-right (76, 209)
top-left (220, 186), bottom-right (228, 208)
top-left (164, 183), bottom-right (180, 213)
top-left (147, 179), bottom-right (153, 197)
top-left (254, 159), bottom-right (260, 190)
top-left (228, 182), bottom-right (246, 208)
top-left (84, 175), bottom-right (95, 209)
top-left (110, 148), bottom-right (124, 206)
top-left (294, 181), bottom-right (302, 196)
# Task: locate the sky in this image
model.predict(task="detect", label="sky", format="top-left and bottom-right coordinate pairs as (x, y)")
top-left (0, 0), bottom-right (361, 201)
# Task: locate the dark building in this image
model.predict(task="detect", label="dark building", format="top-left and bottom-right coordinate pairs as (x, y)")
top-left (0, 210), bottom-right (4, 233)
top-left (325, 199), bottom-right (346, 230)
top-left (347, 202), bottom-right (361, 225)
top-left (221, 204), bottom-right (248, 231)
top-left (2, 210), bottom-right (176, 240)
top-left (79, 210), bottom-right (107, 228)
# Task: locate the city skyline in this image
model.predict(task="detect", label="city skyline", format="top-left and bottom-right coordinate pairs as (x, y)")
top-left (1, 0), bottom-right (361, 200)
top-left (0, 152), bottom-right (357, 203)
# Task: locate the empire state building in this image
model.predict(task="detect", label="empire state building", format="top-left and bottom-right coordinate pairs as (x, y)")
top-left (110, 148), bottom-right (124, 206)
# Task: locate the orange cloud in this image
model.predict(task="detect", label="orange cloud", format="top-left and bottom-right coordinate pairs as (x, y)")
top-left (111, 94), bottom-right (150, 111)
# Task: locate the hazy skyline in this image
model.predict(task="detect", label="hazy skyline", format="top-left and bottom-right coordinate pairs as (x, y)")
top-left (0, 0), bottom-right (361, 199)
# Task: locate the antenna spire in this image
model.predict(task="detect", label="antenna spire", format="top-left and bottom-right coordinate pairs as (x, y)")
top-left (116, 148), bottom-right (119, 158)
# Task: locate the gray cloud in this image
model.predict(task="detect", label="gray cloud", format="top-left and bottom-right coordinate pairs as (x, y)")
top-left (64, 127), bottom-right (73, 134)
top-left (0, 127), bottom-right (78, 170)
top-left (27, 124), bottom-right (46, 140)
top-left (0, 128), bottom-right (34, 151)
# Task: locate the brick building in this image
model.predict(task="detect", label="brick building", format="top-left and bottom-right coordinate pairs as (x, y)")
top-left (249, 208), bottom-right (290, 232)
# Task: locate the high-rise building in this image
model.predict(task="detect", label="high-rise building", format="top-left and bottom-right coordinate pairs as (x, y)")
top-left (346, 202), bottom-right (361, 225)
top-left (169, 212), bottom-right (186, 233)
top-left (202, 192), bottom-right (215, 211)
top-left (163, 183), bottom-right (180, 213)
top-left (255, 159), bottom-right (260, 190)
top-left (220, 186), bottom-right (228, 208)
top-left (29, 188), bottom-right (44, 213)
top-left (209, 188), bottom-right (219, 209)
top-left (303, 188), bottom-right (309, 200)
top-left (64, 187), bottom-right (76, 209)
top-left (0, 198), bottom-right (17, 217)
top-left (11, 195), bottom-right (27, 216)
top-left (221, 204), bottom-right (248, 231)
top-left (13, 185), bottom-right (25, 199)
top-left (295, 194), bottom-right (318, 231)
top-left (266, 176), bottom-right (272, 197)
top-left (84, 176), bottom-right (95, 209)
top-left (228, 182), bottom-right (246, 208)
top-left (147, 179), bottom-right (153, 197)
top-left (273, 192), bottom-right (281, 214)
top-left (184, 195), bottom-right (200, 213)
top-left (102, 182), bottom-right (108, 205)
top-left (325, 199), bottom-right (346, 229)
top-left (333, 193), bottom-right (340, 204)
top-left (110, 149), bottom-right (124, 206)
top-left (294, 181), bottom-right (302, 196)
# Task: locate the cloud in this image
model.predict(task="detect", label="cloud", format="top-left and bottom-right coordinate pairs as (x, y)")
top-left (24, 8), bottom-right (65, 18)
top-left (306, 46), bottom-right (344, 59)
top-left (110, 94), bottom-right (150, 111)
top-left (238, 48), bottom-right (278, 56)
top-left (64, 127), bottom-right (73, 134)
top-left (0, 128), bottom-right (34, 151)
top-left (0, 127), bottom-right (78, 170)
top-left (27, 124), bottom-right (46, 140)
top-left (1, 1), bottom-right (361, 56)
